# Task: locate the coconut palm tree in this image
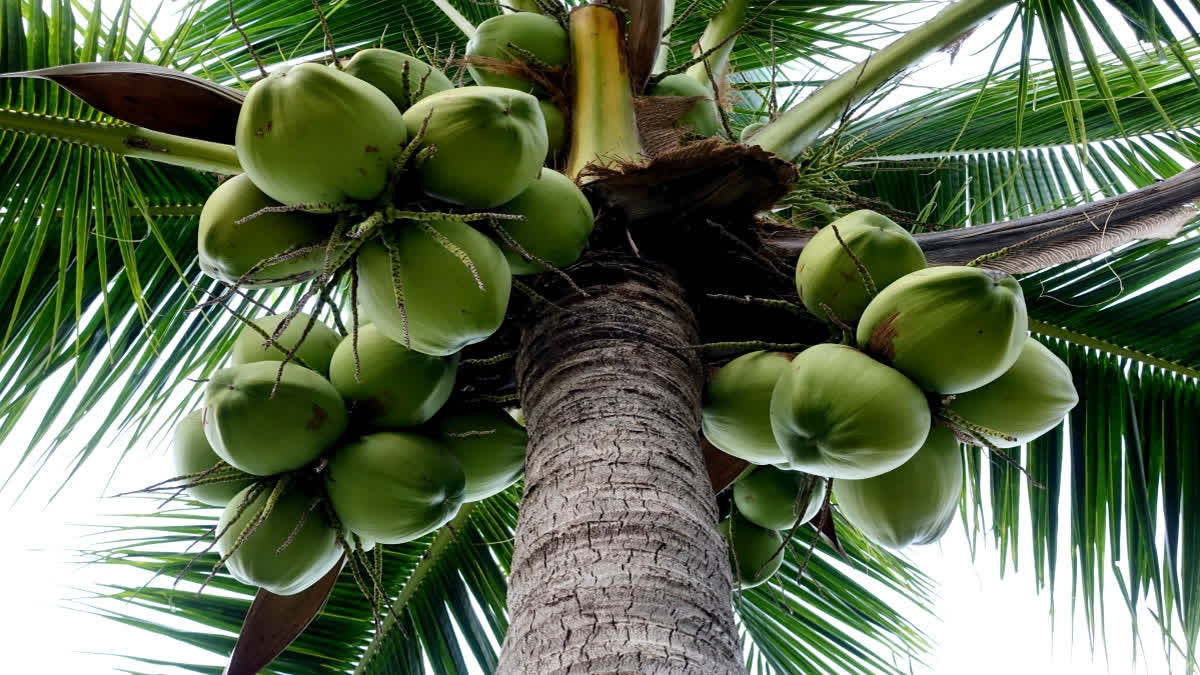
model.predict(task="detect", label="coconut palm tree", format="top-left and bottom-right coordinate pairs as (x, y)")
top-left (1, 0), bottom-right (1198, 672)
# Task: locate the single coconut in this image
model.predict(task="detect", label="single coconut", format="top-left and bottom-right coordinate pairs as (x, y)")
top-left (540, 100), bottom-right (566, 155)
top-left (204, 362), bottom-right (347, 476)
top-left (947, 337), bottom-right (1078, 447)
top-left (651, 74), bottom-right (722, 138)
top-left (403, 86), bottom-right (548, 208)
top-left (328, 323), bottom-right (460, 428)
top-left (702, 351), bottom-right (793, 465)
top-left (857, 265), bottom-right (1029, 394)
top-left (172, 409), bottom-right (254, 506)
top-left (432, 408), bottom-right (527, 501)
top-left (720, 512), bottom-right (784, 589)
top-left (833, 426), bottom-right (963, 549)
top-left (324, 431), bottom-right (466, 544)
top-left (733, 466), bottom-right (826, 531)
top-left (342, 48), bottom-right (453, 110)
top-left (491, 168), bottom-right (594, 274)
top-left (739, 121), bottom-right (764, 142)
top-left (217, 482), bottom-right (342, 595)
top-left (466, 13), bottom-right (569, 94)
top-left (230, 312), bottom-right (341, 377)
top-left (357, 220), bottom-right (512, 357)
top-left (770, 344), bottom-right (930, 479)
top-left (235, 63), bottom-right (407, 208)
top-left (197, 174), bottom-right (330, 287)
top-left (795, 209), bottom-right (926, 324)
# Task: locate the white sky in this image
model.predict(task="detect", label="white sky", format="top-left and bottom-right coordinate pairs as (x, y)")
top-left (0, 1), bottom-right (1197, 673)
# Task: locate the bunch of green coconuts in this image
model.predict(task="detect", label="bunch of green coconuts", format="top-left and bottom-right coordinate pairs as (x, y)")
top-left (705, 209), bottom-right (1079, 589)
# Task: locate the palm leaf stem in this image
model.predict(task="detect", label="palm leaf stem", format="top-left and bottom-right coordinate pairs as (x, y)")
top-left (1031, 318), bottom-right (1200, 380)
top-left (430, 0), bottom-right (476, 39)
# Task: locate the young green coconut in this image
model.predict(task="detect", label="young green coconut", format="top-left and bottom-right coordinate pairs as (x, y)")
top-left (739, 121), bottom-right (764, 142)
top-left (235, 63), bottom-right (407, 208)
top-left (230, 312), bottom-right (341, 377)
top-left (431, 408), bottom-right (528, 502)
top-left (650, 74), bottom-right (722, 139)
top-left (701, 351), bottom-right (793, 465)
top-left (857, 265), bottom-right (1029, 394)
top-left (342, 48), bottom-right (453, 110)
top-left (357, 220), bottom-right (512, 357)
top-left (197, 174), bottom-right (331, 287)
top-left (719, 512), bottom-right (784, 589)
top-left (732, 466), bottom-right (826, 531)
top-left (946, 337), bottom-right (1078, 447)
top-left (795, 210), bottom-right (926, 324)
top-left (328, 323), bottom-right (460, 428)
top-left (204, 362), bottom-right (347, 476)
top-left (833, 426), bottom-right (963, 549)
top-left (172, 409), bottom-right (254, 506)
top-left (402, 86), bottom-right (549, 208)
top-left (770, 344), bottom-right (930, 479)
top-left (216, 482), bottom-right (343, 595)
top-left (324, 431), bottom-right (466, 544)
top-left (491, 168), bottom-right (594, 274)
top-left (540, 100), bottom-right (566, 156)
top-left (466, 13), bottom-right (569, 94)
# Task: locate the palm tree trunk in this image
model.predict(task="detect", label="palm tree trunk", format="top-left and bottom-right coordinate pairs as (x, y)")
top-left (498, 257), bottom-right (744, 674)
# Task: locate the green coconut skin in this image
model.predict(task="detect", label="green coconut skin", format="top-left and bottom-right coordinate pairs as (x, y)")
top-left (492, 169), bottom-right (594, 275)
top-left (324, 432), bottom-right (466, 544)
top-left (651, 74), bottom-right (722, 138)
top-left (433, 408), bottom-right (528, 501)
top-left (403, 86), bottom-right (549, 208)
top-left (217, 483), bottom-right (343, 595)
top-left (357, 221), bottom-right (512, 357)
top-left (172, 409), bottom-right (254, 506)
top-left (230, 312), bottom-right (341, 377)
top-left (947, 337), bottom-right (1078, 447)
top-left (328, 323), bottom-right (460, 428)
top-left (466, 13), bottom-right (569, 94)
top-left (540, 100), bottom-right (566, 155)
top-left (342, 48), bottom-right (453, 110)
top-left (719, 513), bottom-right (784, 589)
top-left (235, 63), bottom-right (407, 208)
top-left (857, 265), bottom-right (1029, 394)
top-left (702, 351), bottom-right (793, 465)
top-left (733, 466), bottom-right (826, 531)
top-left (795, 210), bottom-right (926, 324)
top-left (770, 344), bottom-right (931, 479)
top-left (204, 362), bottom-right (348, 476)
top-left (197, 174), bottom-right (330, 287)
top-left (833, 426), bottom-right (963, 549)
top-left (739, 121), bottom-right (765, 142)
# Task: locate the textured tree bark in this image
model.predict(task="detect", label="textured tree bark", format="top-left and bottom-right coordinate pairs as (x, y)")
top-left (498, 258), bottom-right (744, 674)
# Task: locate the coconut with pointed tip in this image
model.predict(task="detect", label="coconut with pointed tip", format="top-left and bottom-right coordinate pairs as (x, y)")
top-left (342, 48), bottom-right (453, 110)
top-left (466, 13), bottom-right (568, 94)
top-left (491, 168), bottom-right (594, 275)
top-left (172, 409), bottom-right (253, 506)
top-left (720, 512), bottom-right (784, 589)
top-left (733, 466), bottom-right (826, 531)
top-left (432, 408), bottom-right (527, 501)
top-left (230, 312), bottom-right (341, 377)
top-left (651, 74), bottom-right (721, 138)
top-left (702, 351), bottom-right (793, 465)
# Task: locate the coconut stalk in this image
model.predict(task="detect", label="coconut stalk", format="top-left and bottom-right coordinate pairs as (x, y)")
top-left (751, 0), bottom-right (1017, 161)
top-left (685, 0), bottom-right (749, 88)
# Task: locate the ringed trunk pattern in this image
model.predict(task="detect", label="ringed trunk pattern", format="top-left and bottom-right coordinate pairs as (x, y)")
top-left (498, 258), bottom-right (744, 674)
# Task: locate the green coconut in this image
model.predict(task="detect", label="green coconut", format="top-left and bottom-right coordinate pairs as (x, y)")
top-left (491, 168), bottom-right (594, 274)
top-left (733, 466), bottom-right (826, 531)
top-left (651, 74), bottom-right (722, 139)
top-left (947, 337), bottom-right (1078, 447)
top-left (702, 351), bottom-right (793, 465)
top-left (739, 121), bottom-right (764, 142)
top-left (857, 265), bottom-right (1029, 394)
top-left (197, 174), bottom-right (331, 287)
top-left (204, 362), bottom-right (348, 476)
top-left (171, 409), bottom-right (254, 506)
top-left (328, 323), bottom-right (460, 428)
top-left (324, 431), bottom-right (466, 544)
top-left (357, 220), bottom-right (512, 356)
top-left (466, 13), bottom-right (569, 94)
top-left (230, 312), bottom-right (341, 377)
top-left (217, 482), bottom-right (343, 595)
top-left (342, 48), bottom-right (453, 110)
top-left (720, 512), bottom-right (784, 589)
top-left (235, 63), bottom-right (407, 208)
top-left (432, 408), bottom-right (527, 502)
top-left (795, 210), bottom-right (926, 324)
top-left (770, 344), bottom-right (930, 479)
top-left (540, 100), bottom-right (566, 155)
top-left (833, 426), bottom-right (963, 549)
top-left (403, 86), bottom-right (549, 208)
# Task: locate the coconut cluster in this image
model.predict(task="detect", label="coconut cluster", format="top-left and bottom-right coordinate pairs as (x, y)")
top-left (706, 209), bottom-right (1079, 563)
